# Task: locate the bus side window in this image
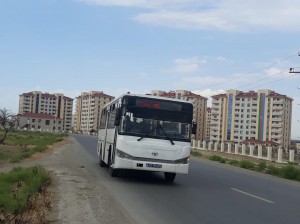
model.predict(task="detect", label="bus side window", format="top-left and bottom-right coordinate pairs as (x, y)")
top-left (108, 108), bottom-right (116, 128)
top-left (99, 109), bottom-right (107, 129)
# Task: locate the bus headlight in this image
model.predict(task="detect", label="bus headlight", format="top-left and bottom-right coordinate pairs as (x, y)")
top-left (116, 149), bottom-right (133, 159)
top-left (175, 157), bottom-right (190, 164)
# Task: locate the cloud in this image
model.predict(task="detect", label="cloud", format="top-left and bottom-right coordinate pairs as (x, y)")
top-left (182, 76), bottom-right (226, 85)
top-left (215, 56), bottom-right (232, 63)
top-left (193, 88), bottom-right (225, 107)
top-left (264, 67), bottom-right (284, 77)
top-left (134, 11), bottom-right (236, 31)
top-left (134, 1), bottom-right (300, 31)
top-left (164, 56), bottom-right (207, 74)
top-left (79, 0), bottom-right (300, 31)
top-left (78, 0), bottom-right (200, 8)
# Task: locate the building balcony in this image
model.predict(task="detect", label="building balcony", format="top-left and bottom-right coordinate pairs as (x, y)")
top-left (271, 129), bottom-right (281, 133)
top-left (272, 123), bottom-right (282, 128)
top-left (271, 133), bottom-right (282, 138)
top-left (272, 117), bottom-right (283, 122)
top-left (211, 120), bottom-right (219, 124)
top-left (272, 111), bottom-right (283, 116)
top-left (210, 136), bottom-right (218, 140)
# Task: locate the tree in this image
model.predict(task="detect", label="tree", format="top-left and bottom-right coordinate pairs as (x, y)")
top-left (0, 108), bottom-right (17, 144)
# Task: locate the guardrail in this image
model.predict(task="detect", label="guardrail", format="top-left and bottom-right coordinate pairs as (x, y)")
top-left (191, 140), bottom-right (299, 164)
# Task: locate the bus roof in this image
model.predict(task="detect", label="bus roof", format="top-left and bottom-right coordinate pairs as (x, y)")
top-left (103, 93), bottom-right (193, 108)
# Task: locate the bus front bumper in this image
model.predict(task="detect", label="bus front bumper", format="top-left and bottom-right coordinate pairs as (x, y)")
top-left (114, 157), bottom-right (189, 174)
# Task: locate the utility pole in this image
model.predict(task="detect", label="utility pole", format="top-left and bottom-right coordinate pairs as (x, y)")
top-left (289, 52), bottom-right (300, 73)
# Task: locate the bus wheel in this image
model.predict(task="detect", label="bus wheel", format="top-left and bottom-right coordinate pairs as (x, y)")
top-left (108, 157), bottom-right (119, 177)
top-left (98, 150), bottom-right (106, 167)
top-left (164, 172), bottom-right (176, 182)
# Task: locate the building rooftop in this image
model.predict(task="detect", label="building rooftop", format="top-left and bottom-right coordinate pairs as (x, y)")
top-left (236, 91), bottom-right (258, 98)
top-left (211, 93), bottom-right (226, 99)
top-left (17, 113), bottom-right (59, 120)
top-left (77, 91), bottom-right (114, 99)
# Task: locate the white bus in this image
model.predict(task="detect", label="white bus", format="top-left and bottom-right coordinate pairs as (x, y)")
top-left (97, 93), bottom-right (196, 182)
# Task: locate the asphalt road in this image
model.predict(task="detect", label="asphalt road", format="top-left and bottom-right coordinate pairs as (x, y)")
top-left (72, 134), bottom-right (300, 224)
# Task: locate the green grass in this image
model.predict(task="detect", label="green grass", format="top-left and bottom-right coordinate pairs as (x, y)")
top-left (191, 150), bottom-right (202, 157)
top-left (256, 162), bottom-right (267, 172)
top-left (209, 155), bottom-right (223, 161)
top-left (0, 130), bottom-right (67, 163)
top-left (4, 131), bottom-right (66, 147)
top-left (205, 153), bottom-right (300, 182)
top-left (208, 155), bottom-right (226, 163)
top-left (279, 165), bottom-right (300, 180)
top-left (0, 166), bottom-right (51, 213)
top-left (239, 160), bottom-right (255, 170)
top-left (228, 160), bottom-right (239, 166)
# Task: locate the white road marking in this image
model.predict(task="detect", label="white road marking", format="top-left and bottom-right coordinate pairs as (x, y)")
top-left (230, 188), bottom-right (275, 204)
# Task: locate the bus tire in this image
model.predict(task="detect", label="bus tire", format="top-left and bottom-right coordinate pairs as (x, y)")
top-left (98, 149), bottom-right (106, 167)
top-left (108, 156), bottom-right (119, 177)
top-left (164, 172), bottom-right (176, 182)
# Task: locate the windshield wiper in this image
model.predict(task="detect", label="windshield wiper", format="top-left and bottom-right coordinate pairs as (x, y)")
top-left (137, 124), bottom-right (157, 142)
top-left (158, 124), bottom-right (174, 145)
top-left (137, 123), bottom-right (175, 145)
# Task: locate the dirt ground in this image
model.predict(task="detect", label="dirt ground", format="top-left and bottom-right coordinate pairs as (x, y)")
top-left (0, 140), bottom-right (68, 224)
top-left (0, 181), bottom-right (52, 224)
top-left (0, 137), bottom-right (133, 224)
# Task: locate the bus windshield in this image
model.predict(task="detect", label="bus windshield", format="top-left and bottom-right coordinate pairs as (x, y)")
top-left (119, 112), bottom-right (191, 141)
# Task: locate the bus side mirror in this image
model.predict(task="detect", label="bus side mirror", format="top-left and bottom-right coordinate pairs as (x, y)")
top-left (192, 122), bottom-right (197, 134)
top-left (114, 108), bottom-right (121, 126)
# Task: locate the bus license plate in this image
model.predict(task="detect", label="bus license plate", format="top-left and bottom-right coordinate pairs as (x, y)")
top-left (146, 163), bottom-right (162, 168)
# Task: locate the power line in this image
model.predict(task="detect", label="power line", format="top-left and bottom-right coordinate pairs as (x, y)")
top-left (237, 70), bottom-right (285, 90)
top-left (245, 73), bottom-right (295, 89)
top-left (199, 51), bottom-right (298, 90)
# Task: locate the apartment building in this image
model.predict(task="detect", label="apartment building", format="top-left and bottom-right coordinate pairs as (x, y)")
top-left (206, 107), bottom-right (211, 141)
top-left (17, 113), bottom-right (64, 132)
top-left (210, 89), bottom-right (293, 149)
top-left (151, 90), bottom-right (207, 141)
top-left (75, 91), bottom-right (114, 134)
top-left (19, 91), bottom-right (73, 131)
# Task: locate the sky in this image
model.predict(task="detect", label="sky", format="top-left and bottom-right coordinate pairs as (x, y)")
top-left (0, 0), bottom-right (300, 138)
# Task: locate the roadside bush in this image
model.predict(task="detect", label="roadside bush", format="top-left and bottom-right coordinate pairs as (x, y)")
top-left (191, 150), bottom-right (202, 157)
top-left (0, 152), bottom-right (8, 161)
top-left (228, 160), bottom-right (239, 166)
top-left (33, 145), bottom-right (48, 153)
top-left (209, 155), bottom-right (223, 162)
top-left (279, 165), bottom-right (300, 180)
top-left (256, 162), bottom-right (267, 172)
top-left (1, 131), bottom-right (66, 163)
top-left (239, 160), bottom-right (255, 170)
top-left (219, 158), bottom-right (226, 163)
top-left (266, 165), bottom-right (280, 175)
top-left (0, 166), bottom-right (51, 213)
top-left (56, 138), bottom-right (64, 142)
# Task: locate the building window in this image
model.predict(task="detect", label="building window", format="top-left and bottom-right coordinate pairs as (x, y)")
top-left (45, 120), bottom-right (50, 125)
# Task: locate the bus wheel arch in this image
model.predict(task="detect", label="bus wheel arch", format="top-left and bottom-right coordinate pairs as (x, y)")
top-left (108, 146), bottom-right (119, 177)
top-left (98, 143), bottom-right (106, 167)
